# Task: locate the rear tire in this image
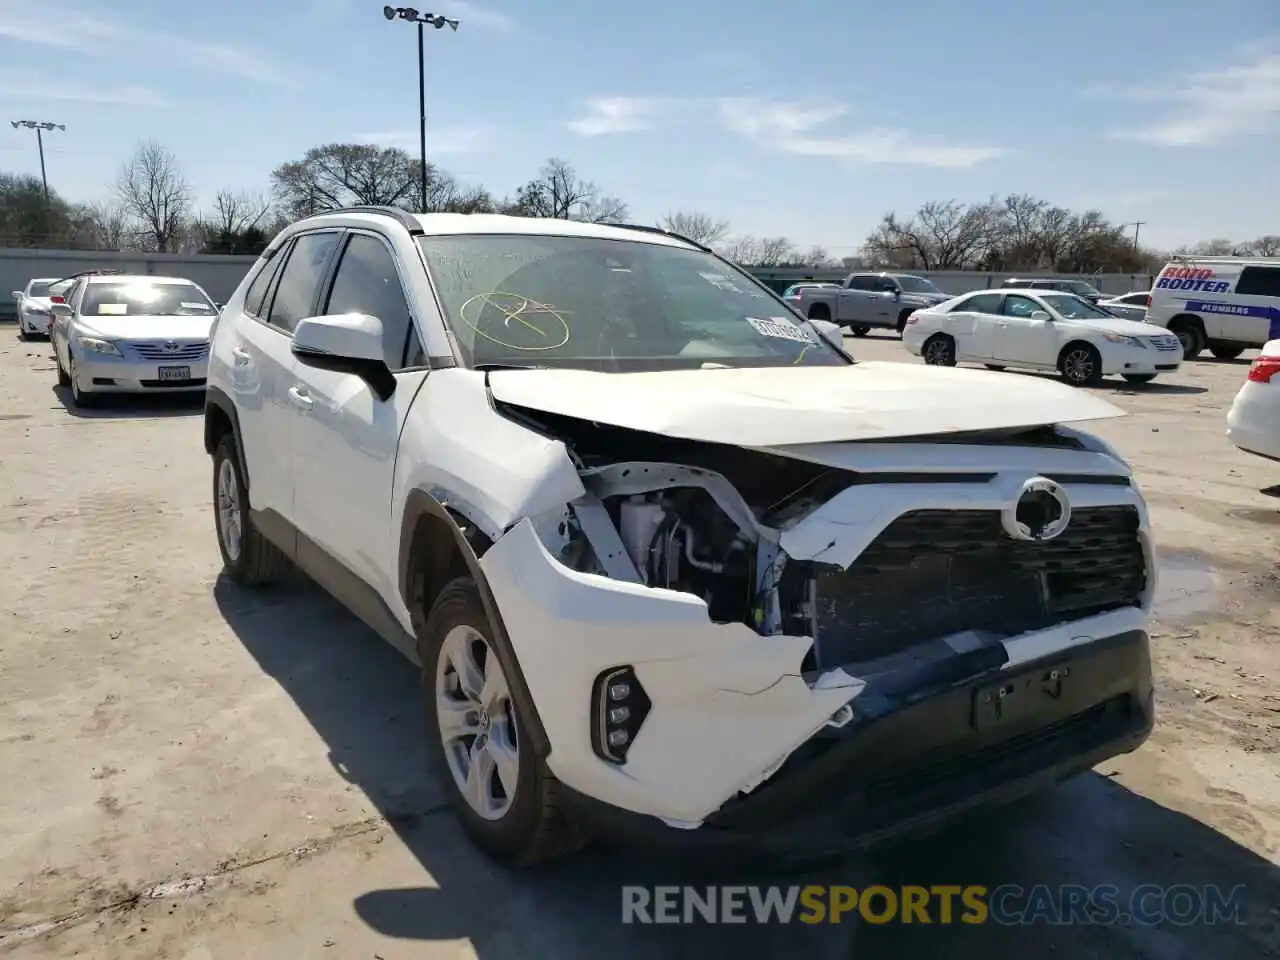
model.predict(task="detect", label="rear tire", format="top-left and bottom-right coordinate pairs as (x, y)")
top-left (984, 364), bottom-right (1006, 371)
top-left (420, 577), bottom-right (584, 867)
top-left (850, 325), bottom-right (870, 337)
top-left (1210, 345), bottom-right (1244, 361)
top-left (1123, 374), bottom-right (1156, 385)
top-left (212, 434), bottom-right (288, 586)
top-left (806, 305), bottom-right (831, 324)
top-left (922, 334), bottom-right (957, 366)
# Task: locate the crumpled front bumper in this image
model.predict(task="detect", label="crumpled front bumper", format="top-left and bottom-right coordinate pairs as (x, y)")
top-left (478, 491), bottom-right (1155, 828)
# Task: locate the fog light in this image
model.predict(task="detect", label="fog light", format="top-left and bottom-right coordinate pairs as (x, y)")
top-left (591, 665), bottom-right (651, 764)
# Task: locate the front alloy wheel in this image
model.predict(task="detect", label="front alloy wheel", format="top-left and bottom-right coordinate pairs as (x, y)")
top-left (922, 334), bottom-right (956, 366)
top-left (436, 624), bottom-right (520, 821)
top-left (1061, 345), bottom-right (1102, 386)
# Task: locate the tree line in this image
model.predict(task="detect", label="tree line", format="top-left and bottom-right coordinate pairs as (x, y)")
top-left (1, 140), bottom-right (1274, 271)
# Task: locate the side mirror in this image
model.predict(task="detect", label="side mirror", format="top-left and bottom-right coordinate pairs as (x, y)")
top-left (292, 313), bottom-right (395, 401)
top-left (50, 303), bottom-right (73, 318)
top-left (1030, 310), bottom-right (1051, 321)
top-left (214, 301), bottom-right (224, 310)
top-left (11, 291), bottom-right (22, 301)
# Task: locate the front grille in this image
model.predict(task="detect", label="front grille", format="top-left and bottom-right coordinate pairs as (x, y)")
top-left (1148, 335), bottom-right (1180, 351)
top-left (131, 341), bottom-right (209, 361)
top-left (809, 506), bottom-right (1145, 665)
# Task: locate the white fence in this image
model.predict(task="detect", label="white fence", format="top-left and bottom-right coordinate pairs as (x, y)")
top-left (0, 246), bottom-right (1155, 321)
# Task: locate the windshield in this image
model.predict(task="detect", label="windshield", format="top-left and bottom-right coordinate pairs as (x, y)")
top-left (418, 234), bottom-right (850, 371)
top-left (896, 275), bottom-right (942, 294)
top-left (80, 281), bottom-right (216, 317)
top-left (1040, 294), bottom-right (1118, 320)
top-left (1065, 280), bottom-right (1102, 298)
top-left (28, 281), bottom-right (53, 298)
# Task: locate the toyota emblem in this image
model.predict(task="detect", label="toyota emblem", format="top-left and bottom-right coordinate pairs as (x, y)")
top-left (162, 340), bottom-right (181, 353)
top-left (1001, 476), bottom-right (1071, 542)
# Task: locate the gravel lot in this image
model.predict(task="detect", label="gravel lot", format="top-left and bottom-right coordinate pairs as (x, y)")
top-left (1, 328), bottom-right (1278, 959)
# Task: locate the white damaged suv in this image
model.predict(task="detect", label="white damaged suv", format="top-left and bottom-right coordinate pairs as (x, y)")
top-left (205, 207), bottom-right (1156, 866)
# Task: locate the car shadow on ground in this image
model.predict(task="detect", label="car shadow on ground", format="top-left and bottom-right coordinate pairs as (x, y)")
top-left (214, 574), bottom-right (1280, 958)
top-left (49, 383), bottom-right (204, 419)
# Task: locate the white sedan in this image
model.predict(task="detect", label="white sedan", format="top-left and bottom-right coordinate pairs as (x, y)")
top-left (902, 288), bottom-right (1183, 386)
top-left (1226, 341), bottom-right (1280, 461)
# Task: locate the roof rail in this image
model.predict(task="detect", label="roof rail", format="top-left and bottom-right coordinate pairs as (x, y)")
top-left (1170, 253), bottom-right (1280, 263)
top-left (294, 205), bottom-right (424, 235)
top-left (52, 268), bottom-right (121, 283)
top-left (611, 222), bottom-right (712, 253)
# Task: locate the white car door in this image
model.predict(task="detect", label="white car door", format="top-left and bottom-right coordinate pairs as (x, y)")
top-left (992, 294), bottom-right (1057, 366)
top-left (234, 230), bottom-right (343, 533)
top-left (290, 231), bottom-right (429, 602)
top-left (946, 292), bottom-right (1005, 360)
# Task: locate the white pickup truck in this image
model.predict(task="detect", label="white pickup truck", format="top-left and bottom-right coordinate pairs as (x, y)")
top-left (798, 271), bottom-right (952, 336)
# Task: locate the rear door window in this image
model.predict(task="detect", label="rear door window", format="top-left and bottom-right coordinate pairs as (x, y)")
top-left (265, 231), bottom-right (341, 334)
top-left (955, 293), bottom-right (1004, 314)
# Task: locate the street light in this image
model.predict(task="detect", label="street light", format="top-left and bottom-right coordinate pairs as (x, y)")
top-left (381, 6), bottom-right (460, 213)
top-left (10, 120), bottom-right (66, 205)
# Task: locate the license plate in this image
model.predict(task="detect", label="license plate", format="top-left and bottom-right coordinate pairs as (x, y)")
top-left (158, 366), bottom-right (191, 381)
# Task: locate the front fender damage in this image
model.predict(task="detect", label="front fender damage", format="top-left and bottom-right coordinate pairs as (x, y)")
top-left (478, 519), bottom-right (858, 825)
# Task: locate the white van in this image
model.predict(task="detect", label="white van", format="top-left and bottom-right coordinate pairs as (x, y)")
top-left (1145, 256), bottom-right (1280, 360)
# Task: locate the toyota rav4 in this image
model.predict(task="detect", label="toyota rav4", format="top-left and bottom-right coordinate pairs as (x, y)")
top-left (204, 207), bottom-right (1156, 867)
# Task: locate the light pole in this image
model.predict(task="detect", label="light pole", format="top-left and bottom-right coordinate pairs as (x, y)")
top-left (10, 120), bottom-right (65, 205)
top-left (381, 6), bottom-right (459, 214)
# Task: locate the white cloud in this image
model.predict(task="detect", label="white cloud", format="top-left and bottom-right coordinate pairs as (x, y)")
top-left (1100, 45), bottom-right (1280, 146)
top-left (566, 97), bottom-right (666, 135)
top-left (0, 77), bottom-right (173, 108)
top-left (0, 1), bottom-right (299, 88)
top-left (352, 125), bottom-right (495, 155)
top-left (717, 97), bottom-right (1007, 168)
top-left (432, 1), bottom-right (514, 31)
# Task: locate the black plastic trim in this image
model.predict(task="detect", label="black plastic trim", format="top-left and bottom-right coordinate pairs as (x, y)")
top-left (204, 386), bottom-right (251, 490)
top-left (292, 344), bottom-right (396, 401)
top-left (398, 489), bottom-right (551, 756)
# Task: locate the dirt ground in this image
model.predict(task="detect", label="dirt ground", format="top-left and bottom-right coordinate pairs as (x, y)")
top-left (1, 328), bottom-right (1277, 959)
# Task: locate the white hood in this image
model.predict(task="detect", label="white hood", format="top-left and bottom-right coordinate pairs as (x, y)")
top-left (487, 362), bottom-right (1124, 447)
top-left (1068, 317), bottom-right (1168, 337)
top-left (77, 314), bottom-right (215, 341)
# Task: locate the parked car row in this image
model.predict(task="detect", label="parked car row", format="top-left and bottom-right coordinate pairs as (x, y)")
top-left (11, 269), bottom-right (222, 407)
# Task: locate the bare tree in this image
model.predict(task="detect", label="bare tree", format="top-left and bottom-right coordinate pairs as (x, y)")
top-left (1253, 235), bottom-right (1280, 256)
top-left (209, 189), bottom-right (271, 234)
top-left (508, 158), bottom-right (629, 223)
top-left (798, 245), bottom-right (837, 268)
top-left (115, 140), bottom-right (193, 252)
top-left (753, 236), bottom-right (798, 266)
top-left (715, 235), bottom-right (760, 265)
top-left (660, 210), bottom-right (729, 247)
top-left (272, 143), bottom-right (418, 215)
top-left (71, 201), bottom-right (132, 250)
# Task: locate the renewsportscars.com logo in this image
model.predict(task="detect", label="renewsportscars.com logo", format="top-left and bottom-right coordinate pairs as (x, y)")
top-left (621, 884), bottom-right (1249, 926)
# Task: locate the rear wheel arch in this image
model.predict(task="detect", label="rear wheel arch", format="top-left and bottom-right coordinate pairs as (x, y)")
top-left (398, 490), bottom-right (550, 757)
top-left (204, 387), bottom-right (249, 491)
top-left (807, 302), bottom-right (831, 321)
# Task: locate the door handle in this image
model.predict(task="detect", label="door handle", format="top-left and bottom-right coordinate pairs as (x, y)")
top-left (287, 385), bottom-right (313, 410)
top-left (232, 346), bottom-right (252, 365)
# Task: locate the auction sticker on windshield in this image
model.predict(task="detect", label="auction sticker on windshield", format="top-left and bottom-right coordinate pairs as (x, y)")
top-left (699, 272), bottom-right (743, 293)
top-left (747, 316), bottom-right (815, 344)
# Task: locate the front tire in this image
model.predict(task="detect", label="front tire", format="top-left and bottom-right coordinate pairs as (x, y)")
top-left (1060, 343), bottom-right (1103, 387)
top-left (67, 357), bottom-right (101, 408)
top-left (1123, 374), bottom-right (1156, 385)
top-left (421, 578), bottom-right (583, 867)
top-left (212, 434), bottom-right (287, 586)
top-left (984, 364), bottom-right (1006, 371)
top-left (922, 333), bottom-right (957, 366)
top-left (55, 348), bottom-right (70, 387)
top-left (850, 325), bottom-right (870, 337)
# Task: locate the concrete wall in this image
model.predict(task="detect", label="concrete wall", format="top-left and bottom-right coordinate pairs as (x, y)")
top-left (1, 246), bottom-right (1155, 321)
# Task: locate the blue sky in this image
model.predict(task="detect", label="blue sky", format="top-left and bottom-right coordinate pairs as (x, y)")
top-left (1, 0), bottom-right (1277, 255)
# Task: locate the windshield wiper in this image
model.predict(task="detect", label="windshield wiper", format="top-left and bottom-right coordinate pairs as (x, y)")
top-left (472, 362), bottom-right (544, 371)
